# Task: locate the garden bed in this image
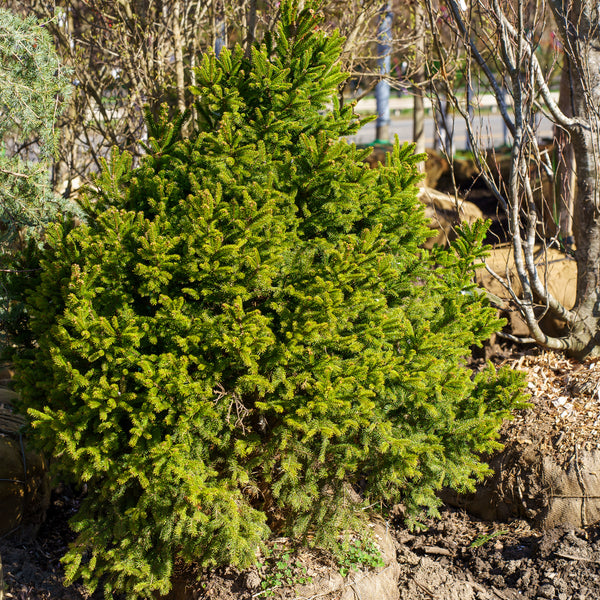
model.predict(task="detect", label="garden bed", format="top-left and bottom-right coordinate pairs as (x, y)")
top-left (2, 349), bottom-right (600, 599)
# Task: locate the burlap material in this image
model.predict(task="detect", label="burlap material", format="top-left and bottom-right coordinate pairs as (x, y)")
top-left (443, 443), bottom-right (600, 530)
top-left (0, 386), bottom-right (50, 538)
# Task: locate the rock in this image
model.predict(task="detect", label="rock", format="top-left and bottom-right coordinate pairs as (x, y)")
top-left (418, 187), bottom-right (484, 248)
top-left (295, 522), bottom-right (401, 600)
top-left (537, 583), bottom-right (556, 599)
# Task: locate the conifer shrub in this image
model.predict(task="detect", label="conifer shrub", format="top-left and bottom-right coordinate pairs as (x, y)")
top-left (6, 2), bottom-right (526, 597)
top-left (0, 9), bottom-right (71, 239)
top-left (0, 9), bottom-right (75, 345)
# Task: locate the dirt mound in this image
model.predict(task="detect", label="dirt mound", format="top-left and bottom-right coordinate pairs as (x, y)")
top-left (166, 522), bottom-right (401, 600)
top-left (446, 351), bottom-right (600, 530)
top-left (3, 473), bottom-right (600, 599)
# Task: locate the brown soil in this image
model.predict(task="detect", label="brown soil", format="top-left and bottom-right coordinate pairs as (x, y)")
top-left (0, 485), bottom-right (107, 600)
top-left (397, 506), bottom-right (600, 600)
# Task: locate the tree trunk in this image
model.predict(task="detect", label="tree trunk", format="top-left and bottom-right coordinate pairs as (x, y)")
top-left (375, 2), bottom-right (392, 143)
top-left (413, 5), bottom-right (426, 168)
top-left (555, 63), bottom-right (576, 246)
top-left (570, 106), bottom-right (600, 355)
top-left (173, 1), bottom-right (186, 115)
top-left (550, 0), bottom-right (600, 356)
top-left (245, 0), bottom-right (257, 57)
top-left (214, 0), bottom-right (227, 57)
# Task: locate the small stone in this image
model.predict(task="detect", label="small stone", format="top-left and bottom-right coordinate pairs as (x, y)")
top-left (537, 583), bottom-right (555, 599)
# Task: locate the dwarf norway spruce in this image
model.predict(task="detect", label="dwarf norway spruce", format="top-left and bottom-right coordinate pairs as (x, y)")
top-left (8, 2), bottom-right (525, 597)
